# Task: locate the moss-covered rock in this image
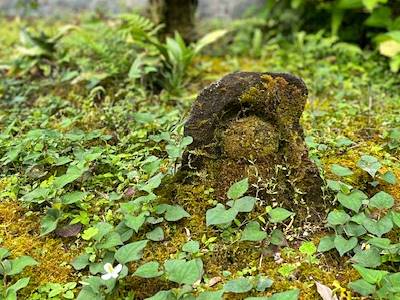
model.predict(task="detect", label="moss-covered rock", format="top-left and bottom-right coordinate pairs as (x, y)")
top-left (182, 72), bottom-right (326, 221)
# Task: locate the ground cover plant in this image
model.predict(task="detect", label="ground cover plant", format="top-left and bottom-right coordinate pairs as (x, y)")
top-left (0, 3), bottom-right (400, 300)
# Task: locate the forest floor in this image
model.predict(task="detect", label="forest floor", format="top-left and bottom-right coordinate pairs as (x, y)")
top-left (0, 15), bottom-right (400, 300)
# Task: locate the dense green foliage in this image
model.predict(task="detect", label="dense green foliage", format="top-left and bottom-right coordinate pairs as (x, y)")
top-left (0, 7), bottom-right (400, 300)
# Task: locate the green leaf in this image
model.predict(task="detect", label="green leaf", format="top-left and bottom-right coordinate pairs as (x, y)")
top-left (139, 173), bottom-right (163, 193)
top-left (164, 258), bottom-right (203, 285)
top-left (227, 196), bottom-right (256, 213)
top-left (353, 264), bottom-right (388, 284)
top-left (96, 232), bottom-right (123, 249)
top-left (61, 191), bottom-right (87, 205)
top-left (348, 279), bottom-right (376, 296)
top-left (357, 155), bottom-right (381, 177)
top-left (268, 207), bottom-right (294, 223)
top-left (318, 235), bottom-right (336, 252)
top-left (164, 205), bottom-right (190, 222)
top-left (206, 204), bottom-right (238, 226)
top-left (82, 227), bottom-right (99, 241)
top-left (145, 290), bottom-right (175, 300)
top-left (8, 256), bottom-right (38, 276)
top-left (115, 240), bottom-right (148, 264)
top-left (344, 222), bottom-right (367, 237)
top-left (362, 0), bottom-right (387, 11)
top-left (331, 164), bottom-right (354, 176)
top-left (71, 254), bottom-right (90, 270)
top-left (334, 235), bottom-right (357, 256)
top-left (327, 210), bottom-right (350, 226)
top-left (53, 165), bottom-right (87, 189)
top-left (362, 214), bottom-right (393, 237)
top-left (255, 276), bottom-right (273, 291)
top-left (134, 261), bottom-right (163, 278)
top-left (145, 227), bottom-right (164, 241)
top-left (7, 277), bottom-right (30, 293)
top-left (223, 277), bottom-right (253, 293)
top-left (193, 29), bottom-right (228, 54)
top-left (369, 191), bottom-right (394, 209)
top-left (182, 240), bottom-right (200, 253)
top-left (270, 229), bottom-right (287, 246)
top-left (337, 190), bottom-right (367, 212)
top-left (379, 170), bottom-right (397, 184)
top-left (368, 237), bottom-right (391, 249)
top-left (240, 221), bottom-right (267, 242)
top-left (299, 241), bottom-right (317, 256)
top-left (124, 212), bottom-right (147, 232)
top-left (197, 290), bottom-right (224, 300)
top-left (351, 248), bottom-right (381, 268)
top-left (0, 248), bottom-right (10, 260)
top-left (227, 178), bottom-right (249, 200)
top-left (40, 208), bottom-right (61, 236)
top-left (392, 211), bottom-right (400, 227)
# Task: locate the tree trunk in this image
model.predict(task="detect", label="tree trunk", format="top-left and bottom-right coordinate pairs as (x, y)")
top-left (149, 0), bottom-right (198, 42)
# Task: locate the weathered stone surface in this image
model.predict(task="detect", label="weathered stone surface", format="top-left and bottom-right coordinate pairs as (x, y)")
top-left (182, 72), bottom-right (325, 220)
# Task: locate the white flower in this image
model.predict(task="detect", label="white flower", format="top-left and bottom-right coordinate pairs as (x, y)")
top-left (101, 263), bottom-right (122, 280)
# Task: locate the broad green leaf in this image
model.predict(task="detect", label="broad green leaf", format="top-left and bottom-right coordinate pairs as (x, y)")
top-left (223, 277), bottom-right (253, 293)
top-left (240, 221), bottom-right (267, 242)
top-left (362, 0), bottom-right (388, 11)
top-left (115, 240), bottom-right (148, 264)
top-left (337, 190), bottom-right (367, 212)
top-left (334, 235), bottom-right (357, 256)
top-left (0, 248), bottom-right (10, 260)
top-left (353, 264), bottom-right (388, 284)
top-left (206, 204), bottom-right (238, 226)
top-left (227, 178), bottom-right (249, 200)
top-left (379, 170), bottom-right (397, 184)
top-left (268, 208), bottom-right (294, 223)
top-left (318, 235), bottom-right (335, 252)
top-left (362, 214), bottom-right (393, 237)
top-left (392, 211), bottom-right (400, 227)
top-left (182, 240), bottom-right (200, 253)
top-left (348, 279), bottom-right (376, 296)
top-left (139, 173), bottom-right (164, 193)
top-left (82, 227), bottom-right (99, 241)
top-left (368, 237), bottom-right (391, 249)
top-left (357, 155), bottom-right (381, 177)
top-left (71, 253), bottom-right (90, 270)
top-left (270, 229), bottom-right (287, 246)
top-left (124, 212), bottom-right (147, 232)
top-left (40, 208), bottom-right (61, 236)
top-left (164, 205), bottom-right (190, 222)
top-left (6, 277), bottom-right (30, 294)
top-left (61, 191), bottom-right (87, 205)
top-left (255, 276), bottom-right (273, 291)
top-left (145, 227), bottom-right (164, 241)
top-left (145, 290), bottom-right (175, 300)
top-left (327, 210), bottom-right (350, 226)
top-left (331, 164), bottom-right (354, 176)
top-left (344, 222), bottom-right (367, 237)
top-left (53, 165), bottom-right (87, 189)
top-left (227, 196), bottom-right (256, 213)
top-left (351, 248), bottom-right (381, 268)
top-left (134, 261), bottom-right (163, 278)
top-left (96, 232), bottom-right (123, 249)
top-left (197, 290), bottom-right (224, 300)
top-left (164, 258), bottom-right (203, 285)
top-left (8, 256), bottom-right (38, 276)
top-left (369, 191), bottom-right (394, 209)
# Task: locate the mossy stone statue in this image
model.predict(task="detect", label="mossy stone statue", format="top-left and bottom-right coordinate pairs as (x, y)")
top-left (182, 72), bottom-right (325, 221)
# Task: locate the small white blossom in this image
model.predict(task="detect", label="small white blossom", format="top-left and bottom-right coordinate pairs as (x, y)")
top-left (101, 263), bottom-right (122, 280)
